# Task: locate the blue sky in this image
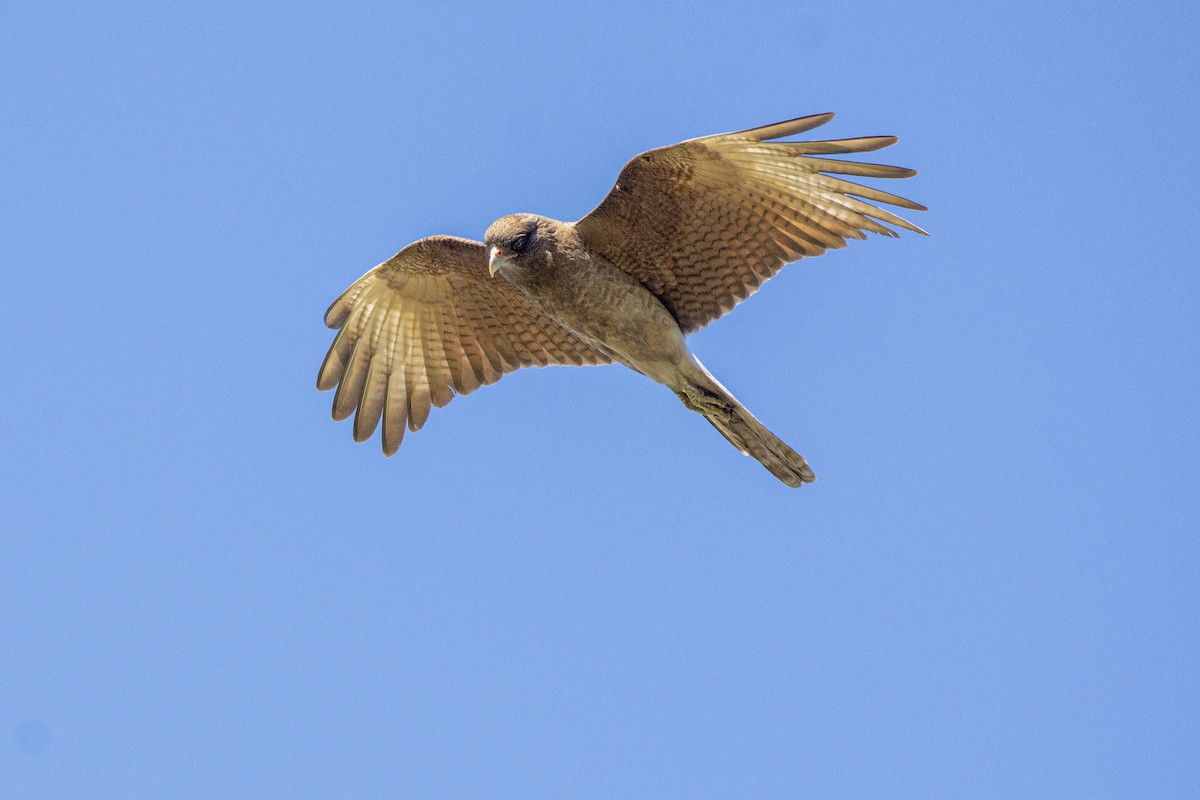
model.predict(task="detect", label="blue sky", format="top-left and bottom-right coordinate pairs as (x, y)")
top-left (2, 0), bottom-right (1197, 797)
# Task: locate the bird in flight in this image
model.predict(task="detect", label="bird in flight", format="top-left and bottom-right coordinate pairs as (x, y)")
top-left (317, 112), bottom-right (925, 487)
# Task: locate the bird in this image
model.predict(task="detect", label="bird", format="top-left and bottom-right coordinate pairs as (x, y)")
top-left (317, 112), bottom-right (925, 487)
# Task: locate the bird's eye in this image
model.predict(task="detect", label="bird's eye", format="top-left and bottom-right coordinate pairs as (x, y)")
top-left (510, 235), bottom-right (528, 254)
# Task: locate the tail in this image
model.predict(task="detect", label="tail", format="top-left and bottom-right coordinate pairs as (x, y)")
top-left (678, 358), bottom-right (816, 488)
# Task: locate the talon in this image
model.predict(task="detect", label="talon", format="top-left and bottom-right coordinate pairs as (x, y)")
top-left (706, 402), bottom-right (735, 423)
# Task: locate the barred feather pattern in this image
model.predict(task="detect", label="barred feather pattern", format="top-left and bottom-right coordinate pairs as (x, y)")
top-left (317, 236), bottom-right (612, 455)
top-left (574, 112), bottom-right (927, 333)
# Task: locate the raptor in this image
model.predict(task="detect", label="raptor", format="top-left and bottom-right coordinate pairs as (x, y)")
top-left (317, 113), bottom-right (925, 486)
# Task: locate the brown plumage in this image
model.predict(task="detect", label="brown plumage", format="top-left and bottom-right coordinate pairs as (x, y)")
top-left (318, 112), bottom-right (926, 487)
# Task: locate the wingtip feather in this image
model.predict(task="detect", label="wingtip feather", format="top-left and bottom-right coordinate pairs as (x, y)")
top-left (745, 112), bottom-right (836, 141)
top-left (698, 112), bottom-right (836, 144)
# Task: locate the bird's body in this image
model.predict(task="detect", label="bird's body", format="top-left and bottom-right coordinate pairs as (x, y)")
top-left (490, 217), bottom-right (687, 385)
top-left (318, 113), bottom-right (925, 487)
top-left (484, 214), bottom-right (816, 486)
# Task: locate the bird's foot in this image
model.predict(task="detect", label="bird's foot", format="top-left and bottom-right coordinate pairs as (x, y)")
top-left (676, 385), bottom-right (735, 422)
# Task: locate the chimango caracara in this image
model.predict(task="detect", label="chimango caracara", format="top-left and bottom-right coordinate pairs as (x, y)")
top-left (317, 113), bottom-right (925, 487)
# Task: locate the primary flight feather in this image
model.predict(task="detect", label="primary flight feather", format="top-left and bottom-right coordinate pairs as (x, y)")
top-left (318, 112), bottom-right (926, 487)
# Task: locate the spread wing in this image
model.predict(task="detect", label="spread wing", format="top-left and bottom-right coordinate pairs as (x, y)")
top-left (317, 235), bottom-right (612, 454)
top-left (574, 112), bottom-right (927, 333)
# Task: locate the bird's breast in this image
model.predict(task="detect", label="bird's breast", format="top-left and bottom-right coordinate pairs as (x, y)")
top-left (507, 256), bottom-right (688, 374)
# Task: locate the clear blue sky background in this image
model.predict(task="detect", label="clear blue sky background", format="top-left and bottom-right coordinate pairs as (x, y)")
top-left (2, 1), bottom-right (1197, 797)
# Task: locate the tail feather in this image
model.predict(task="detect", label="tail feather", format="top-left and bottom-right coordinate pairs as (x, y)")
top-left (703, 403), bottom-right (816, 488)
top-left (679, 356), bottom-right (815, 488)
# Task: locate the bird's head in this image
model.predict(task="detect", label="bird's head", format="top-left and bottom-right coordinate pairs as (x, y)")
top-left (484, 214), bottom-right (549, 277)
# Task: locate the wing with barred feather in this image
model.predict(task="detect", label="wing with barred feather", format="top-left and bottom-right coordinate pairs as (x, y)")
top-left (317, 235), bottom-right (612, 454)
top-left (574, 112), bottom-right (927, 333)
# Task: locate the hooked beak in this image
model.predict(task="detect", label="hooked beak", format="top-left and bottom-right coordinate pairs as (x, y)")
top-left (488, 246), bottom-right (512, 277)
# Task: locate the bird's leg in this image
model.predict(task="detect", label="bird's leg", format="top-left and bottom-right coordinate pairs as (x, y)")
top-left (675, 382), bottom-right (735, 422)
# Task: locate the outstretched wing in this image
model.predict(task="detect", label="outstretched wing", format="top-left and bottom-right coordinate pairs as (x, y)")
top-left (574, 112), bottom-right (927, 333)
top-left (317, 235), bottom-right (612, 454)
